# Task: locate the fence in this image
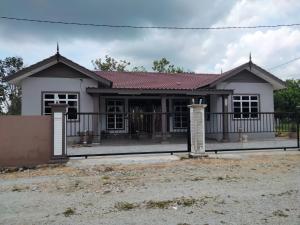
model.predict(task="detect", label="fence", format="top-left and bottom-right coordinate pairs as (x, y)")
top-left (65, 112), bottom-right (190, 156)
top-left (0, 116), bottom-right (53, 167)
top-left (205, 112), bottom-right (299, 152)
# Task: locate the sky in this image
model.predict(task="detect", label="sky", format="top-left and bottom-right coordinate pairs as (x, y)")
top-left (0, 0), bottom-right (300, 80)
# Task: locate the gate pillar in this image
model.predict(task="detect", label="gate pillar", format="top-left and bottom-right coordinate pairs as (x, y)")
top-left (188, 103), bottom-right (207, 157)
top-left (49, 103), bottom-right (68, 163)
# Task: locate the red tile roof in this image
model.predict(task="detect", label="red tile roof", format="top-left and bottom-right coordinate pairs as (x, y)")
top-left (94, 71), bottom-right (222, 90)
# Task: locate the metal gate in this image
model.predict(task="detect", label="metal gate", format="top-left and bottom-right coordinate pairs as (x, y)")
top-left (65, 112), bottom-right (190, 157)
top-left (204, 111), bottom-right (300, 153)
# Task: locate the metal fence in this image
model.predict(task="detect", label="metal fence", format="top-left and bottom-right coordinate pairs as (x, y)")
top-left (205, 112), bottom-right (299, 152)
top-left (65, 112), bottom-right (190, 157)
top-left (65, 111), bottom-right (299, 156)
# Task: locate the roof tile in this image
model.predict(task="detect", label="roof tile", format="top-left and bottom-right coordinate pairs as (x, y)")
top-left (94, 71), bottom-right (221, 90)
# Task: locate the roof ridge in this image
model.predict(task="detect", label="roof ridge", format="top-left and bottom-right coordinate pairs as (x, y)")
top-left (94, 70), bottom-right (220, 76)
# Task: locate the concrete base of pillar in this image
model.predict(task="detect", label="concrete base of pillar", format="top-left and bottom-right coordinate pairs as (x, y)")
top-left (189, 152), bottom-right (209, 158)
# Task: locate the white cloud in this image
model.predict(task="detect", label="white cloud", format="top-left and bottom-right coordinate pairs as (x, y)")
top-left (0, 0), bottom-right (300, 80)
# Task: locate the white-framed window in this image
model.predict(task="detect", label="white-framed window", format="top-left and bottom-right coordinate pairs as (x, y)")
top-left (106, 99), bottom-right (125, 130)
top-left (42, 93), bottom-right (79, 120)
top-left (233, 95), bottom-right (259, 119)
top-left (173, 100), bottom-right (188, 129)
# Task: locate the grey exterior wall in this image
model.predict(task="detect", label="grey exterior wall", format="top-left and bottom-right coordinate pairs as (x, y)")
top-left (21, 77), bottom-right (98, 115)
top-left (206, 70), bottom-right (275, 141)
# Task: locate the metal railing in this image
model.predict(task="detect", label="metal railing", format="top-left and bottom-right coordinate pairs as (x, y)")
top-left (205, 112), bottom-right (298, 134)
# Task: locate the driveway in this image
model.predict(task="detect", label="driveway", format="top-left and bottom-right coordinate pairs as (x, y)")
top-left (0, 151), bottom-right (299, 225)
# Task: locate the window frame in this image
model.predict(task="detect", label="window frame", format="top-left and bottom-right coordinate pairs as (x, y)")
top-left (232, 94), bottom-right (260, 119)
top-left (172, 99), bottom-right (189, 129)
top-left (106, 99), bottom-right (125, 130)
top-left (41, 92), bottom-right (80, 121)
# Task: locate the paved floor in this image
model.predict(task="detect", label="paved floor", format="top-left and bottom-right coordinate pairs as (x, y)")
top-left (67, 138), bottom-right (298, 156)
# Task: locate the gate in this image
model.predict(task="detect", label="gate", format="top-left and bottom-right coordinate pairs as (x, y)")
top-left (65, 112), bottom-right (190, 157)
top-left (205, 111), bottom-right (300, 153)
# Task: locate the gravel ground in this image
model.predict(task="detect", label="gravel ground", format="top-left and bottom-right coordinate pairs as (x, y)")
top-left (0, 152), bottom-right (300, 225)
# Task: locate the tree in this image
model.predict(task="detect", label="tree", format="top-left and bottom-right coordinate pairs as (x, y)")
top-left (152, 57), bottom-right (185, 73)
top-left (274, 79), bottom-right (300, 112)
top-left (132, 66), bottom-right (147, 72)
top-left (92, 55), bottom-right (130, 72)
top-left (0, 57), bottom-right (23, 115)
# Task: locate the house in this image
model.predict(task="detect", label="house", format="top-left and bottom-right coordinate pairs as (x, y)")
top-left (6, 52), bottom-right (286, 144)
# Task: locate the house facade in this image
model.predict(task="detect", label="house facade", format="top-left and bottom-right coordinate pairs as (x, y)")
top-left (6, 52), bottom-right (286, 143)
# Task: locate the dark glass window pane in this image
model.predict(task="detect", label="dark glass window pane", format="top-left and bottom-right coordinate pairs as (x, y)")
top-left (45, 107), bottom-right (52, 114)
top-left (233, 102), bottom-right (240, 107)
top-left (234, 113), bottom-right (241, 119)
top-left (242, 107), bottom-right (249, 113)
top-left (242, 96), bottom-right (249, 100)
top-left (68, 108), bottom-right (77, 120)
top-left (251, 102), bottom-right (258, 107)
top-left (68, 101), bottom-right (77, 106)
top-left (233, 96), bottom-right (240, 100)
top-left (234, 107), bottom-right (241, 112)
top-left (243, 113), bottom-right (249, 118)
top-left (45, 94), bottom-right (54, 99)
top-left (251, 108), bottom-right (258, 113)
top-left (251, 96), bottom-right (258, 100)
top-left (115, 122), bottom-right (123, 128)
top-left (45, 101), bottom-right (54, 106)
top-left (58, 94), bottom-right (66, 99)
top-left (68, 94), bottom-right (77, 99)
top-left (242, 102), bottom-right (249, 107)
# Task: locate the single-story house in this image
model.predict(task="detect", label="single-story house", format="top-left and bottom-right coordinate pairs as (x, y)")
top-left (6, 52), bottom-right (286, 143)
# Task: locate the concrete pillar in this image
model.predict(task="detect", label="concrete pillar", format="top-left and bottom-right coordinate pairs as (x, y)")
top-left (92, 95), bottom-right (100, 143)
top-left (49, 103), bottom-right (68, 163)
top-left (188, 104), bottom-right (207, 157)
top-left (161, 96), bottom-right (167, 141)
top-left (222, 95), bottom-right (229, 141)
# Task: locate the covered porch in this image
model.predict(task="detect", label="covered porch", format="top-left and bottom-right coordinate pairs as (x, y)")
top-left (84, 87), bottom-right (233, 143)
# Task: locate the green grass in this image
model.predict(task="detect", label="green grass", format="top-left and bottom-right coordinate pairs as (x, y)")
top-left (114, 202), bottom-right (139, 211)
top-left (63, 208), bottom-right (75, 217)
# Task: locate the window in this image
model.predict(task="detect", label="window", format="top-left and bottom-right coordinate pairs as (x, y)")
top-left (173, 100), bottom-right (189, 129)
top-left (233, 95), bottom-right (259, 119)
top-left (106, 100), bottom-right (125, 130)
top-left (43, 93), bottom-right (79, 120)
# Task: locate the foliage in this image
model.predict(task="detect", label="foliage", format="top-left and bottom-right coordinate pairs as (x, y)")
top-left (274, 79), bottom-right (300, 112)
top-left (92, 56), bottom-right (190, 73)
top-left (92, 55), bottom-right (130, 72)
top-left (0, 57), bottom-right (23, 115)
top-left (132, 66), bottom-right (147, 72)
top-left (152, 57), bottom-right (186, 73)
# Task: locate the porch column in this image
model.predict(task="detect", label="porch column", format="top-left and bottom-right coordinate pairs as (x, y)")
top-left (222, 95), bottom-right (229, 141)
top-left (49, 103), bottom-right (68, 163)
top-left (92, 95), bottom-right (100, 143)
top-left (161, 96), bottom-right (167, 141)
top-left (188, 103), bottom-right (207, 157)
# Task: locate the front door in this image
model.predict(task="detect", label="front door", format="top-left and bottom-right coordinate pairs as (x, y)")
top-left (128, 99), bottom-right (161, 135)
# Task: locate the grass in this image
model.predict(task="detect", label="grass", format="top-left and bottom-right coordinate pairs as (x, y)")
top-left (102, 176), bottom-right (110, 180)
top-left (63, 208), bottom-right (75, 217)
top-left (146, 200), bottom-right (174, 209)
top-left (272, 210), bottom-right (288, 217)
top-left (146, 197), bottom-right (198, 209)
top-left (114, 202), bottom-right (139, 211)
top-left (177, 197), bottom-right (197, 207)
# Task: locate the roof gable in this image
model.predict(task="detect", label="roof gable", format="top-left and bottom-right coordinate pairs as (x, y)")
top-left (209, 62), bottom-right (286, 90)
top-left (5, 54), bottom-right (112, 87)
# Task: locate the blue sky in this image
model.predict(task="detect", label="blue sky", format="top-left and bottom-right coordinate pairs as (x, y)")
top-left (0, 0), bottom-right (300, 80)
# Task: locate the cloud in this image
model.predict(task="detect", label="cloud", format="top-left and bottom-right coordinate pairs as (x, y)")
top-left (0, 0), bottom-right (299, 80)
